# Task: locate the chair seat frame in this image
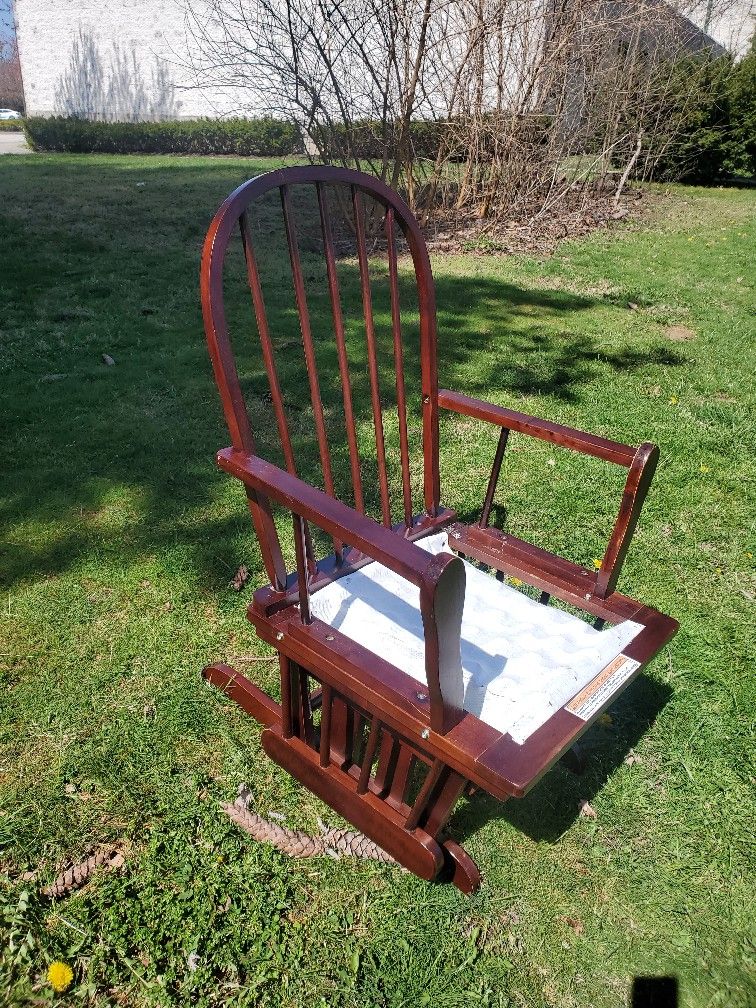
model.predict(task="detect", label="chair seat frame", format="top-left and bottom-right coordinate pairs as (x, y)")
top-left (200, 166), bottom-right (678, 893)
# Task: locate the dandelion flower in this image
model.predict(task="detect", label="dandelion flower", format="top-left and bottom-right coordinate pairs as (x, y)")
top-left (47, 961), bottom-right (73, 993)
top-left (510, 577), bottom-right (523, 587)
top-left (593, 558), bottom-right (602, 569)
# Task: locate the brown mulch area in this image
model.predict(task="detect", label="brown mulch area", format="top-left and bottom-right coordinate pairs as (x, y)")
top-left (425, 184), bottom-right (651, 257)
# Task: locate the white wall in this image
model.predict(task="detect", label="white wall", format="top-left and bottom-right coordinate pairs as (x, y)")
top-left (14, 0), bottom-right (754, 122)
top-left (15, 0), bottom-right (241, 119)
top-left (684, 0), bottom-right (755, 56)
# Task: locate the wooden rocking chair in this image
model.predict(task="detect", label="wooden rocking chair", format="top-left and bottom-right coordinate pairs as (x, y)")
top-left (200, 166), bottom-right (677, 893)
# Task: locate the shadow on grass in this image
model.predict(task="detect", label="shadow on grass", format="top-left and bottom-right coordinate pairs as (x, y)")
top-left (1, 158), bottom-right (684, 603)
top-left (448, 671), bottom-right (673, 844)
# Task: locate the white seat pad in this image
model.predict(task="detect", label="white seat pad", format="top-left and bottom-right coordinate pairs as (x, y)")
top-left (309, 532), bottom-right (642, 743)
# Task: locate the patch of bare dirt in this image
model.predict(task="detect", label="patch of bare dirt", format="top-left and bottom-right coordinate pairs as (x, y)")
top-left (664, 325), bottom-right (696, 341)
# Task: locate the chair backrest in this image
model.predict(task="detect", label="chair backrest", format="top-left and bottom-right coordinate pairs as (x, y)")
top-left (201, 165), bottom-right (443, 586)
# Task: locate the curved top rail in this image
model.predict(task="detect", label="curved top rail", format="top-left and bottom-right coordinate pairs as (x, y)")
top-left (202, 165), bottom-right (432, 278)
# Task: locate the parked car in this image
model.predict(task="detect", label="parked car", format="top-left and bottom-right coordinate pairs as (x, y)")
top-left (0, 109), bottom-right (22, 120)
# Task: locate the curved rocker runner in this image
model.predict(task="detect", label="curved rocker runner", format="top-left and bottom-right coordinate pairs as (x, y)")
top-left (200, 166), bottom-right (678, 894)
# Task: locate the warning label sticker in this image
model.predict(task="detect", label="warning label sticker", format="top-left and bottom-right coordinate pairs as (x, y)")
top-left (566, 654), bottom-right (641, 721)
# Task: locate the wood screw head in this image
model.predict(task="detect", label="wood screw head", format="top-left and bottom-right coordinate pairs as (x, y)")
top-left (276, 631), bottom-right (284, 641)
top-left (421, 728), bottom-right (430, 739)
top-left (326, 635), bottom-right (334, 641)
top-left (416, 692), bottom-right (428, 701)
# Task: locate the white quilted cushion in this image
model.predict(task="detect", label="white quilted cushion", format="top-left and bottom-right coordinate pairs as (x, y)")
top-left (309, 532), bottom-right (641, 743)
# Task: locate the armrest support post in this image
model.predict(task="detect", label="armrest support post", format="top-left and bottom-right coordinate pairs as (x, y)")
top-left (480, 427), bottom-right (510, 528)
top-left (596, 443), bottom-right (659, 597)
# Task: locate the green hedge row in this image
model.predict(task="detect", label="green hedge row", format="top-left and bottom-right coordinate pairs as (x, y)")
top-left (23, 117), bottom-right (301, 155)
top-left (0, 119), bottom-right (24, 132)
top-left (23, 113), bottom-right (550, 162)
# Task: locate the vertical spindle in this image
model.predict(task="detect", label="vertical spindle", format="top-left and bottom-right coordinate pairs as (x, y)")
top-left (385, 206), bottom-right (413, 528)
top-left (353, 187), bottom-right (392, 526)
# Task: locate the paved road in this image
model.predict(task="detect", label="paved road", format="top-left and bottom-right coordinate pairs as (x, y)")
top-left (0, 131), bottom-right (31, 154)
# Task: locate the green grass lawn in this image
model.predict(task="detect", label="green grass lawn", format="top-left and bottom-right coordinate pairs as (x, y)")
top-left (1, 153), bottom-right (754, 1008)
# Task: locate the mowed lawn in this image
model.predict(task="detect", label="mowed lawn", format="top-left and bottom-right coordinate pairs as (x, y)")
top-left (0, 153), bottom-right (754, 1008)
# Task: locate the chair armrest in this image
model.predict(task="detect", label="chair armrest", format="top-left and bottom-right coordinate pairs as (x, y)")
top-left (438, 389), bottom-right (659, 597)
top-left (438, 388), bottom-right (637, 466)
top-left (217, 448), bottom-right (466, 733)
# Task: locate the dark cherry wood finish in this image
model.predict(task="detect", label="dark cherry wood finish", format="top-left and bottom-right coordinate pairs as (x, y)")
top-left (200, 166), bottom-right (678, 892)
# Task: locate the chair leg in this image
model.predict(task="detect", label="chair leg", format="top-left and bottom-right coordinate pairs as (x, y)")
top-left (202, 662), bottom-right (279, 728)
top-left (561, 742), bottom-right (588, 776)
top-left (203, 661), bottom-right (483, 893)
top-left (441, 838), bottom-right (482, 894)
top-left (263, 724), bottom-right (445, 881)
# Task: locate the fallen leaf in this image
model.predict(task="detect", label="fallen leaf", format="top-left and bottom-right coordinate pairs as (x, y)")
top-left (564, 917), bottom-right (584, 934)
top-left (598, 713), bottom-right (613, 727)
top-left (229, 565), bottom-right (250, 591)
top-left (627, 302), bottom-right (639, 310)
top-left (664, 325), bottom-right (695, 341)
top-left (578, 799), bottom-right (597, 819)
top-left (624, 750), bottom-right (643, 766)
top-left (102, 353), bottom-right (115, 366)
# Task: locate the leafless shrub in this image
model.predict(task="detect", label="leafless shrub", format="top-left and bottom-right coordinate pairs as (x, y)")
top-left (180, 0), bottom-right (730, 235)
